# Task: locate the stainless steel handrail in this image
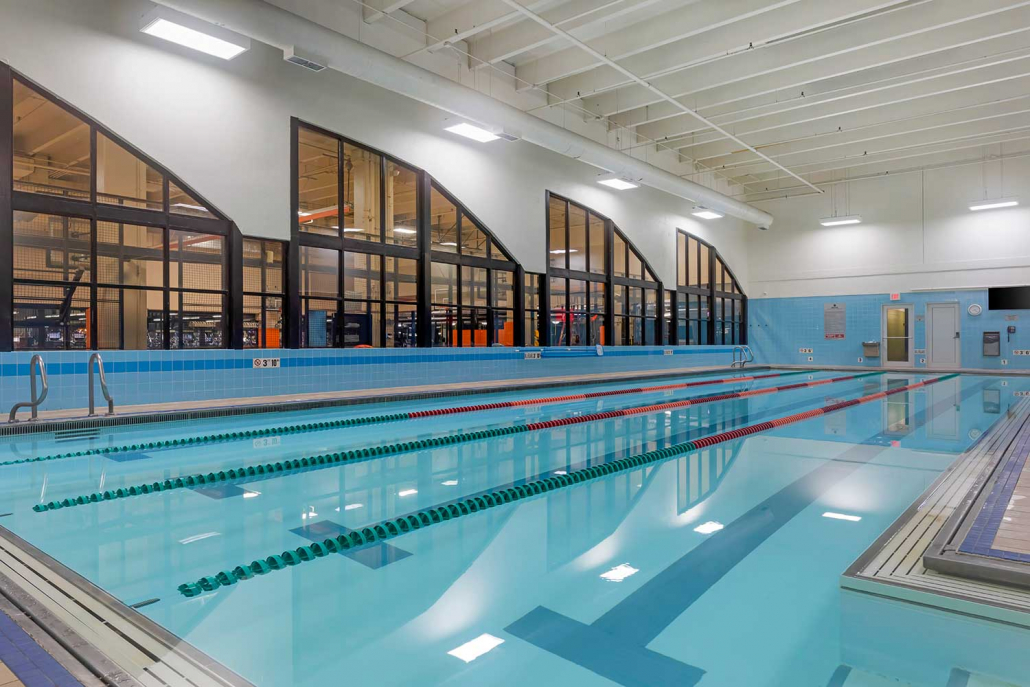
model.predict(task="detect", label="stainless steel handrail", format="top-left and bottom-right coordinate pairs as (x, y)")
top-left (730, 345), bottom-right (755, 368)
top-left (9, 355), bottom-right (49, 422)
top-left (88, 353), bottom-right (115, 417)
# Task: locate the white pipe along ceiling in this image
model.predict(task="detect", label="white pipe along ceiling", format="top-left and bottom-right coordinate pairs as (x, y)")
top-left (150, 0), bottom-right (776, 228)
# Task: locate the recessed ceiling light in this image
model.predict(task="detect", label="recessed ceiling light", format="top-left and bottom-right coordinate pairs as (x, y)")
top-left (598, 178), bottom-right (639, 191)
top-left (448, 634), bottom-right (504, 663)
top-left (693, 521), bottom-right (724, 534)
top-left (600, 563), bottom-right (639, 582)
top-left (140, 8), bottom-right (250, 60)
top-left (445, 123), bottom-right (500, 142)
top-left (969, 198), bottom-right (1019, 211)
top-left (692, 207), bottom-right (724, 220)
top-left (822, 512), bottom-right (862, 522)
top-left (819, 215), bottom-right (862, 227)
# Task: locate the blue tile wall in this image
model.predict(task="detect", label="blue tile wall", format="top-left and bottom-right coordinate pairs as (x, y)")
top-left (748, 290), bottom-right (1030, 369)
top-left (0, 346), bottom-right (737, 412)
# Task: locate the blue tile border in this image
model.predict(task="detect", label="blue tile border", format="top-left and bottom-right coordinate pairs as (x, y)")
top-left (0, 608), bottom-right (83, 687)
top-left (958, 427), bottom-right (1030, 561)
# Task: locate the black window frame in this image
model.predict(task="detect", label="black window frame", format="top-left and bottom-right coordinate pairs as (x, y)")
top-left (673, 229), bottom-right (747, 346)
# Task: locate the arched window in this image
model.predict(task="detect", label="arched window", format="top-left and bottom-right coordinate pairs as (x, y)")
top-left (675, 230), bottom-right (746, 345)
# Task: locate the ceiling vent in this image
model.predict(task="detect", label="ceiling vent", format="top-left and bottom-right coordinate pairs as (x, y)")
top-left (284, 45), bottom-right (327, 72)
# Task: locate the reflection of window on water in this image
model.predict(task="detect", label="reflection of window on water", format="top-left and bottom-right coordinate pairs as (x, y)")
top-left (884, 378), bottom-right (912, 435)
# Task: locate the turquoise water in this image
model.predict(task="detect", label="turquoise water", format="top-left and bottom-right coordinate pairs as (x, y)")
top-left (1, 370), bottom-right (1028, 686)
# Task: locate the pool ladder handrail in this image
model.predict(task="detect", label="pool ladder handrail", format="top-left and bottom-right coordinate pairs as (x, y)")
top-left (8, 355), bottom-right (49, 423)
top-left (731, 345), bottom-right (754, 368)
top-left (88, 353), bottom-right (115, 417)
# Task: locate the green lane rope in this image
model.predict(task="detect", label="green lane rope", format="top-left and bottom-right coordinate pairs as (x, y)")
top-left (31, 371), bottom-right (871, 514)
top-left (175, 372), bottom-right (957, 598)
top-left (1, 370), bottom-right (814, 469)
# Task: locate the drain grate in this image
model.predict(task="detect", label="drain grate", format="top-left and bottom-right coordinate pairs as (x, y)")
top-left (53, 428), bottom-right (101, 444)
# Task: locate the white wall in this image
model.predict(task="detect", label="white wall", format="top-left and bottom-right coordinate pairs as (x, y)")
top-left (750, 152), bottom-right (1030, 298)
top-left (0, 0), bottom-right (752, 289)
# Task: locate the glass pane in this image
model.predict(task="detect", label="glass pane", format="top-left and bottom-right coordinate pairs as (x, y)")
top-left (644, 317), bottom-right (656, 345)
top-left (493, 270), bottom-right (514, 309)
top-left (343, 143), bottom-right (381, 242)
top-left (387, 303), bottom-right (417, 347)
top-left (699, 242), bottom-right (710, 290)
top-left (170, 291), bottom-right (224, 348)
top-left (98, 222), bottom-right (164, 287)
top-left (462, 266), bottom-right (488, 307)
top-left (243, 240), bottom-right (284, 295)
top-left (688, 237), bottom-right (699, 288)
top-left (12, 80), bottom-right (90, 199)
top-left (461, 215), bottom-right (488, 258)
top-left (460, 307), bottom-right (489, 348)
top-left (386, 160), bottom-right (418, 247)
top-left (170, 231), bottom-right (224, 291)
top-left (297, 127), bottom-right (340, 237)
top-left (645, 288), bottom-right (657, 317)
top-left (13, 283), bottom-right (89, 350)
top-left (431, 262), bottom-right (458, 304)
top-left (589, 282), bottom-right (605, 315)
top-left (13, 212), bottom-right (91, 283)
top-left (264, 296), bottom-right (283, 348)
top-left (524, 273), bottom-right (540, 347)
top-left (549, 277), bottom-right (566, 346)
top-left (344, 252), bottom-right (380, 301)
top-left (101, 286), bottom-right (161, 350)
top-left (568, 205), bottom-right (587, 272)
top-left (96, 132), bottom-right (163, 210)
top-left (569, 279), bottom-right (587, 346)
top-left (302, 298), bottom-right (338, 348)
top-left (169, 181), bottom-right (215, 219)
top-left (431, 305), bottom-right (457, 347)
top-left (549, 197), bottom-right (566, 269)
top-left (343, 300), bottom-right (381, 348)
top-left (664, 291), bottom-right (674, 344)
top-left (678, 232), bottom-right (687, 287)
top-left (589, 283), bottom-right (605, 346)
top-left (493, 309), bottom-right (513, 346)
top-left (614, 285), bottom-right (626, 316)
top-left (716, 261), bottom-right (725, 292)
top-left (886, 307), bottom-right (910, 362)
top-left (300, 246), bottom-right (339, 298)
top-left (96, 287), bottom-right (121, 350)
top-left (613, 233), bottom-right (627, 278)
top-left (613, 315), bottom-right (627, 346)
top-left (628, 317), bottom-right (643, 345)
top-left (386, 257), bottom-right (418, 303)
top-left (588, 214), bottom-right (605, 275)
top-left (431, 185), bottom-right (458, 252)
top-left (243, 294), bottom-right (261, 349)
top-left (629, 287), bottom-right (643, 317)
top-left (629, 248), bottom-right (643, 280)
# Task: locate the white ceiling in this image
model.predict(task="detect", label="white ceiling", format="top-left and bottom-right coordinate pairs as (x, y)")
top-left (286, 0), bottom-right (1030, 202)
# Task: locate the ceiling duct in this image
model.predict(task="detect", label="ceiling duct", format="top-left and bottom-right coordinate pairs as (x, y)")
top-left (150, 0), bottom-right (774, 228)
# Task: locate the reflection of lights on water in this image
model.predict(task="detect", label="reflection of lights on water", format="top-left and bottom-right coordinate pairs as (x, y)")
top-left (448, 634), bottom-right (504, 663)
top-left (600, 563), bottom-right (639, 582)
top-left (398, 489), bottom-right (418, 497)
top-left (694, 521), bottom-right (724, 534)
top-left (822, 512), bottom-right (861, 522)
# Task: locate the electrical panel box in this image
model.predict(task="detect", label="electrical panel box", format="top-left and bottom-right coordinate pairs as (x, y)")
top-left (983, 331), bottom-right (1001, 357)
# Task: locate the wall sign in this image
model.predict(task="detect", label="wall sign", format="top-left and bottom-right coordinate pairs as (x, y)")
top-left (824, 303), bottom-right (846, 340)
top-left (252, 357), bottom-right (281, 368)
top-left (890, 293), bottom-right (901, 301)
top-left (524, 351), bottom-right (542, 360)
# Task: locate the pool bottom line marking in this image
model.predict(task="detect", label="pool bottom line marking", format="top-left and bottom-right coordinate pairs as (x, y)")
top-left (3, 370), bottom-right (816, 469)
top-left (174, 373), bottom-right (955, 598)
top-left (32, 371), bottom-right (880, 514)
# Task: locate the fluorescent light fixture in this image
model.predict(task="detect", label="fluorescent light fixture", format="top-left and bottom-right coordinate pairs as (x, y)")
top-left (179, 532), bottom-right (220, 545)
top-left (819, 215), bottom-right (862, 227)
top-left (440, 241), bottom-right (458, 247)
top-left (445, 123), bottom-right (500, 143)
top-left (342, 227), bottom-right (363, 233)
top-left (692, 207), bottom-right (724, 220)
top-left (140, 8), bottom-right (250, 60)
top-left (694, 521), bottom-right (724, 534)
top-left (549, 249), bottom-right (578, 254)
top-left (969, 198), bottom-right (1019, 211)
top-left (393, 227), bottom-right (417, 235)
top-left (398, 489), bottom-right (418, 497)
top-left (598, 177), bottom-right (639, 191)
top-left (441, 480), bottom-right (459, 486)
top-left (600, 563), bottom-right (639, 582)
top-left (822, 512), bottom-right (862, 522)
top-left (448, 634), bottom-right (504, 663)
top-left (173, 203), bottom-right (209, 212)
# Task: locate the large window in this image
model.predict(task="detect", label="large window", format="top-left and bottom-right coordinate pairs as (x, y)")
top-left (5, 71), bottom-right (233, 350)
top-left (243, 238), bottom-right (284, 348)
top-left (675, 231), bottom-right (746, 345)
top-left (546, 192), bottom-right (664, 346)
top-left (429, 183), bottom-right (515, 347)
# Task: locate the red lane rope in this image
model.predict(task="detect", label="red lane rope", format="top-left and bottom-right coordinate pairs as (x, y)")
top-left (407, 370), bottom-right (809, 419)
top-left (521, 371), bottom-right (884, 432)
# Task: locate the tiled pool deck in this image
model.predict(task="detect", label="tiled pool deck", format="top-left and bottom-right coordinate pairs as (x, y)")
top-left (0, 612), bottom-right (81, 687)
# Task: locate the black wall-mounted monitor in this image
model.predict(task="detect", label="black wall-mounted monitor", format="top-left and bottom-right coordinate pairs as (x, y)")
top-left (988, 286), bottom-right (1030, 310)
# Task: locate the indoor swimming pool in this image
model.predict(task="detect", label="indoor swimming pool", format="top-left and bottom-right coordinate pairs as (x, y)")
top-left (1, 369), bottom-right (1026, 687)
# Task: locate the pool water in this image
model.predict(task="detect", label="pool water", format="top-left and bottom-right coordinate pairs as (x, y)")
top-left (1, 370), bottom-right (1027, 686)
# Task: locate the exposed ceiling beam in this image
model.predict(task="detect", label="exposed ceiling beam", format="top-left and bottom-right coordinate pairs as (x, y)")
top-left (578, 0), bottom-right (1030, 118)
top-left (497, 0), bottom-right (822, 193)
top-left (413, 0), bottom-right (554, 56)
top-left (363, 0), bottom-right (419, 24)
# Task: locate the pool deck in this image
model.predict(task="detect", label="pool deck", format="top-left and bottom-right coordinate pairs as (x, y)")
top-left (844, 397), bottom-right (1030, 625)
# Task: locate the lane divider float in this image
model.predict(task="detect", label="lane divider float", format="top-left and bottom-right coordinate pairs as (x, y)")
top-left (4, 370), bottom-right (814, 468)
top-left (31, 371), bottom-right (874, 514)
top-left (175, 372), bottom-right (956, 597)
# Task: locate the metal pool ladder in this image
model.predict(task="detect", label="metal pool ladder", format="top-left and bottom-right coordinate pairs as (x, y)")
top-left (731, 345), bottom-right (754, 368)
top-left (8, 355), bottom-right (49, 422)
top-left (88, 353), bottom-right (115, 417)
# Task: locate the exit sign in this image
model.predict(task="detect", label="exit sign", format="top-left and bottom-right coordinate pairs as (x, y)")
top-left (890, 293), bottom-right (901, 301)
